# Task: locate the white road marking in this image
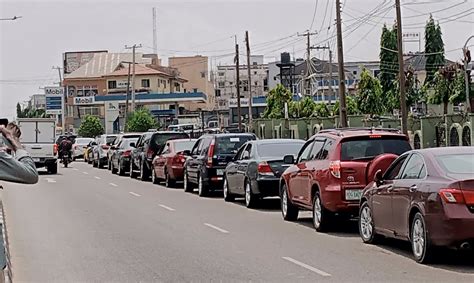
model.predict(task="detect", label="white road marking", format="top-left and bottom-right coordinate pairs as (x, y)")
top-left (159, 204), bottom-right (176, 211)
top-left (95, 176), bottom-right (101, 180)
top-left (282, 257), bottom-right (331, 277)
top-left (109, 183), bottom-right (118, 187)
top-left (129, 192), bottom-right (141, 197)
top-left (204, 223), bottom-right (229, 234)
top-left (82, 172), bottom-right (89, 175)
top-left (73, 168), bottom-right (79, 171)
top-left (45, 178), bottom-right (56, 183)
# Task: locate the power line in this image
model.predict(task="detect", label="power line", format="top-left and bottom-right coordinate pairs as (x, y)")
top-left (309, 0), bottom-right (320, 31)
top-left (402, 0), bottom-right (468, 18)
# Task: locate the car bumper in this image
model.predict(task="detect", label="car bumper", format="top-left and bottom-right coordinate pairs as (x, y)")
top-left (322, 184), bottom-right (360, 214)
top-left (426, 205), bottom-right (474, 247)
top-left (170, 166), bottom-right (184, 180)
top-left (252, 177), bottom-right (280, 197)
top-left (34, 158), bottom-right (57, 168)
top-left (203, 168), bottom-right (225, 190)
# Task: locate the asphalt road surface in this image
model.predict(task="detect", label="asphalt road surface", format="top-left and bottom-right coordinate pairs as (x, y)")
top-left (2, 162), bottom-right (473, 282)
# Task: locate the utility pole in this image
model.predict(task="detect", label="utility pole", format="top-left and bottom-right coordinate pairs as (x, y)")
top-left (52, 66), bottom-right (66, 134)
top-left (235, 36), bottom-right (242, 132)
top-left (125, 44), bottom-right (142, 112)
top-left (152, 7), bottom-right (158, 55)
top-left (298, 30), bottom-right (317, 96)
top-left (311, 44), bottom-right (334, 103)
top-left (124, 62), bottom-right (132, 132)
top-left (335, 0), bottom-right (348, 127)
top-left (463, 36), bottom-right (473, 113)
top-left (395, 0), bottom-right (408, 134)
top-left (245, 31), bottom-right (253, 132)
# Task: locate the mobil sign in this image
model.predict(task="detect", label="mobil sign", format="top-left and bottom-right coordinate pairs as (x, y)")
top-left (74, 96), bottom-right (96, 105)
top-left (45, 87), bottom-right (64, 115)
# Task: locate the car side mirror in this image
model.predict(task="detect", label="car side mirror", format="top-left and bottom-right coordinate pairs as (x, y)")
top-left (283, 155), bottom-right (295, 164)
top-left (110, 145), bottom-right (116, 150)
top-left (91, 142), bottom-right (97, 146)
top-left (182, 150), bottom-right (191, 156)
top-left (374, 169), bottom-right (384, 186)
top-left (129, 142), bottom-right (136, 148)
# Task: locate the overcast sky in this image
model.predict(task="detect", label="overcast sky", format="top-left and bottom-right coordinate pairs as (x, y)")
top-left (1, 0), bottom-right (473, 119)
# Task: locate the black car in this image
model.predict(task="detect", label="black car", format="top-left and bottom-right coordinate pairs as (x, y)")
top-left (107, 133), bottom-right (142, 170)
top-left (110, 137), bottom-right (139, 175)
top-left (183, 133), bottom-right (256, 197)
top-left (130, 131), bottom-right (189, 180)
top-left (223, 139), bottom-right (305, 207)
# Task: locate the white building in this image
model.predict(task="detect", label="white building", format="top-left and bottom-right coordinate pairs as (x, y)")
top-left (29, 94), bottom-right (46, 110)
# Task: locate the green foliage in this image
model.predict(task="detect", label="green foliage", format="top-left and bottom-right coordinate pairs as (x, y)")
top-left (126, 108), bottom-right (157, 132)
top-left (287, 96), bottom-right (330, 118)
top-left (332, 95), bottom-right (359, 116)
top-left (392, 69), bottom-right (423, 109)
top-left (355, 69), bottom-right (384, 116)
top-left (379, 24), bottom-right (398, 109)
top-left (78, 115), bottom-right (104, 138)
top-left (263, 84), bottom-right (293, 119)
top-left (16, 103), bottom-right (51, 118)
top-left (427, 65), bottom-right (464, 114)
top-left (450, 69), bottom-right (468, 105)
top-left (424, 15), bottom-right (445, 86)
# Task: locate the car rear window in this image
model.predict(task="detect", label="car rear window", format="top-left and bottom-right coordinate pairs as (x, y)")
top-left (122, 138), bottom-right (139, 149)
top-left (341, 136), bottom-right (411, 161)
top-left (75, 138), bottom-right (92, 145)
top-left (216, 135), bottom-right (255, 155)
top-left (152, 133), bottom-right (189, 147)
top-left (257, 142), bottom-right (304, 158)
top-left (174, 140), bottom-right (196, 152)
top-left (435, 154), bottom-right (474, 174)
top-left (106, 136), bottom-right (117, 144)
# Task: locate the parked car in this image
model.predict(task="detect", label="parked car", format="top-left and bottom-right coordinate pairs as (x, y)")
top-left (92, 134), bottom-right (118, 168)
top-left (280, 128), bottom-right (412, 232)
top-left (110, 137), bottom-right (139, 175)
top-left (183, 133), bottom-right (257, 196)
top-left (73, 137), bottom-right (94, 160)
top-left (107, 133), bottom-right (142, 170)
top-left (359, 147), bottom-right (474, 263)
top-left (130, 131), bottom-right (189, 180)
top-left (224, 139), bottom-right (305, 208)
top-left (151, 138), bottom-right (197, 187)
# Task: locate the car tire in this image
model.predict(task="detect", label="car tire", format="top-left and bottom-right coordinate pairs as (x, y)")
top-left (164, 169), bottom-right (175, 188)
top-left (313, 192), bottom-right (332, 232)
top-left (108, 160), bottom-right (111, 170)
top-left (245, 180), bottom-right (258, 208)
top-left (183, 170), bottom-right (193, 193)
top-left (111, 161), bottom-right (118, 174)
top-left (118, 160), bottom-right (125, 176)
top-left (92, 157), bottom-right (98, 167)
top-left (359, 201), bottom-right (380, 244)
top-left (223, 177), bottom-right (235, 202)
top-left (281, 184), bottom-right (298, 221)
top-left (47, 163), bottom-right (58, 174)
top-left (130, 161), bottom-right (138, 178)
top-left (197, 174), bottom-right (208, 197)
top-left (140, 161), bottom-right (150, 181)
top-left (411, 212), bottom-right (435, 264)
top-left (152, 168), bottom-right (160, 185)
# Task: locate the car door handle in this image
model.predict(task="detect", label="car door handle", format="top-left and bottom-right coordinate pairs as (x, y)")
top-left (409, 185), bottom-right (417, 192)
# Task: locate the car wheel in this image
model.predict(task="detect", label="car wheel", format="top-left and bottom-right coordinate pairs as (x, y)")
top-left (92, 157), bottom-right (98, 167)
top-left (140, 162), bottom-right (149, 181)
top-left (197, 174), bottom-right (208, 197)
top-left (130, 161), bottom-right (138, 178)
top-left (281, 184), bottom-right (298, 221)
top-left (47, 163), bottom-right (58, 174)
top-left (164, 169), bottom-right (175, 188)
top-left (117, 160), bottom-right (124, 176)
top-left (245, 180), bottom-right (258, 208)
top-left (223, 177), bottom-right (234, 202)
top-left (359, 202), bottom-right (380, 244)
top-left (184, 170), bottom-right (193, 192)
top-left (152, 168), bottom-right (160, 185)
top-left (411, 212), bottom-right (435, 263)
top-left (111, 161), bottom-right (118, 174)
top-left (313, 192), bottom-right (332, 232)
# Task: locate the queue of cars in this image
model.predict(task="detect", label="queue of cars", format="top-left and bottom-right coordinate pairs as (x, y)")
top-left (81, 128), bottom-right (474, 264)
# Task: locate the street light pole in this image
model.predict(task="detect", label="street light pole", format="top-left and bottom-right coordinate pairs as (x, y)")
top-left (463, 35), bottom-right (474, 113)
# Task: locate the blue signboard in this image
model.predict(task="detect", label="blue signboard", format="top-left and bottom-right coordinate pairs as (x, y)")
top-left (45, 96), bottom-right (62, 115)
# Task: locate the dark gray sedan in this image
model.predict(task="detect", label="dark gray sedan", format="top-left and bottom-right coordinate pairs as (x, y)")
top-left (223, 139), bottom-right (305, 208)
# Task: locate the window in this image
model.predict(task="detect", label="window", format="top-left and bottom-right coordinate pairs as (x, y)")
top-left (341, 137), bottom-right (411, 161)
top-left (108, 80), bottom-right (117, 89)
top-left (298, 140), bottom-right (314, 163)
top-left (201, 72), bottom-right (206, 78)
top-left (254, 81), bottom-right (258, 86)
top-left (191, 140), bottom-right (201, 155)
top-left (157, 79), bottom-right (160, 87)
top-left (175, 83), bottom-right (181, 92)
top-left (161, 143), bottom-right (170, 154)
top-left (163, 80), bottom-right (167, 89)
top-left (435, 154), bottom-right (474, 174)
top-left (241, 144), bottom-right (252, 160)
top-left (79, 107), bottom-right (100, 117)
top-left (218, 72), bottom-right (225, 76)
top-left (218, 82), bottom-right (225, 88)
top-left (401, 154), bottom-right (426, 179)
top-left (215, 89), bottom-right (221, 97)
top-left (319, 138), bottom-right (335, 159)
top-left (309, 139), bottom-right (325, 160)
top-left (243, 86), bottom-right (248, 91)
top-left (257, 142), bottom-right (304, 158)
top-left (254, 71), bottom-right (257, 75)
top-left (229, 82), bottom-right (233, 85)
top-left (193, 88), bottom-right (198, 93)
top-left (384, 155), bottom-right (409, 180)
top-left (141, 79), bottom-right (150, 88)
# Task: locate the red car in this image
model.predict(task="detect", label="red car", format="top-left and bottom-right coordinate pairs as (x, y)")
top-left (359, 147), bottom-right (474, 263)
top-left (151, 139), bottom-right (196, 187)
top-left (280, 128), bottom-right (411, 232)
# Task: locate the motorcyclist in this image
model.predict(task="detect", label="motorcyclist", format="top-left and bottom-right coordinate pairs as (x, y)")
top-left (59, 137), bottom-right (73, 161)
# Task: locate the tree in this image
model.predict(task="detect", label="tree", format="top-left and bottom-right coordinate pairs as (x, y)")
top-left (424, 15), bottom-right (445, 86)
top-left (355, 69), bottom-right (385, 116)
top-left (16, 103), bottom-right (22, 118)
top-left (427, 64), bottom-right (465, 115)
top-left (379, 24), bottom-right (398, 109)
top-left (263, 84), bottom-right (293, 119)
top-left (78, 115), bottom-right (104, 138)
top-left (126, 108), bottom-right (157, 132)
top-left (332, 95), bottom-right (359, 116)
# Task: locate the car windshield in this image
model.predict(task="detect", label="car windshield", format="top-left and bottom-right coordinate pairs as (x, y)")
top-left (435, 154), bottom-right (474, 174)
top-left (216, 135), bottom-right (254, 155)
top-left (75, 138), bottom-right (93, 145)
top-left (257, 142), bottom-right (304, 158)
top-left (106, 136), bottom-right (117, 144)
top-left (152, 133), bottom-right (189, 147)
top-left (174, 140), bottom-right (196, 152)
top-left (341, 137), bottom-right (411, 161)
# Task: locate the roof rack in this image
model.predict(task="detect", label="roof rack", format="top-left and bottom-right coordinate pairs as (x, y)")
top-left (318, 127), bottom-right (402, 136)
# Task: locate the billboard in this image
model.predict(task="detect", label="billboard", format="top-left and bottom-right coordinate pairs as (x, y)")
top-left (63, 50), bottom-right (107, 74)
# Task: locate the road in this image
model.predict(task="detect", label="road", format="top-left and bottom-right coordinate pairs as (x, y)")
top-left (2, 162), bottom-right (473, 282)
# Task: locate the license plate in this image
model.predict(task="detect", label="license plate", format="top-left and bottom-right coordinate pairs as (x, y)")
top-left (33, 158), bottom-right (40, 162)
top-left (216, 169), bottom-right (224, 176)
top-left (345, 189), bottom-right (362, 201)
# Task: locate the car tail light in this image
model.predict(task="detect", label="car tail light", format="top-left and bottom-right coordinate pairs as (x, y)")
top-left (258, 162), bottom-right (274, 176)
top-left (53, 144), bottom-right (58, 155)
top-left (439, 188), bottom-right (465, 204)
top-left (173, 154), bottom-right (186, 164)
top-left (147, 148), bottom-right (154, 159)
top-left (122, 150), bottom-right (131, 157)
top-left (329, 160), bottom-right (341, 178)
top-left (207, 139), bottom-right (215, 167)
top-left (101, 145), bottom-right (109, 150)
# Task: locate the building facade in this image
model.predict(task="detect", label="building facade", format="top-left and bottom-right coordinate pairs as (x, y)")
top-left (29, 94), bottom-right (46, 110)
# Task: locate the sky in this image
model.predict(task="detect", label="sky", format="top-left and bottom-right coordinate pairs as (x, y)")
top-left (1, 0), bottom-right (473, 119)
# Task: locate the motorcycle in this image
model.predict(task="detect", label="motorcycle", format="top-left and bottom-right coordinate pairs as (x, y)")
top-left (61, 150), bottom-right (73, 168)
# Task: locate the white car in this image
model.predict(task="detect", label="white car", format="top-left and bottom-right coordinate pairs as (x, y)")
top-left (73, 137), bottom-right (94, 160)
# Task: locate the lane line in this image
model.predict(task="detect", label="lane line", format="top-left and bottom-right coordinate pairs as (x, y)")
top-left (159, 204), bottom-right (176, 211)
top-left (204, 223), bottom-right (229, 234)
top-left (109, 183), bottom-right (118, 187)
top-left (282, 257), bottom-right (331, 277)
top-left (73, 168), bottom-right (79, 171)
top-left (95, 176), bottom-right (101, 180)
top-left (129, 192), bottom-right (141, 197)
top-left (82, 172), bottom-right (89, 175)
top-left (45, 178), bottom-right (56, 183)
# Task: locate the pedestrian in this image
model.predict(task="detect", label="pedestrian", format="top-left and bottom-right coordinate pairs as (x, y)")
top-left (0, 122), bottom-right (39, 184)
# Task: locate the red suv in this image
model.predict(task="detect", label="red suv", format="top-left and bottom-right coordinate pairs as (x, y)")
top-left (280, 128), bottom-right (411, 232)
